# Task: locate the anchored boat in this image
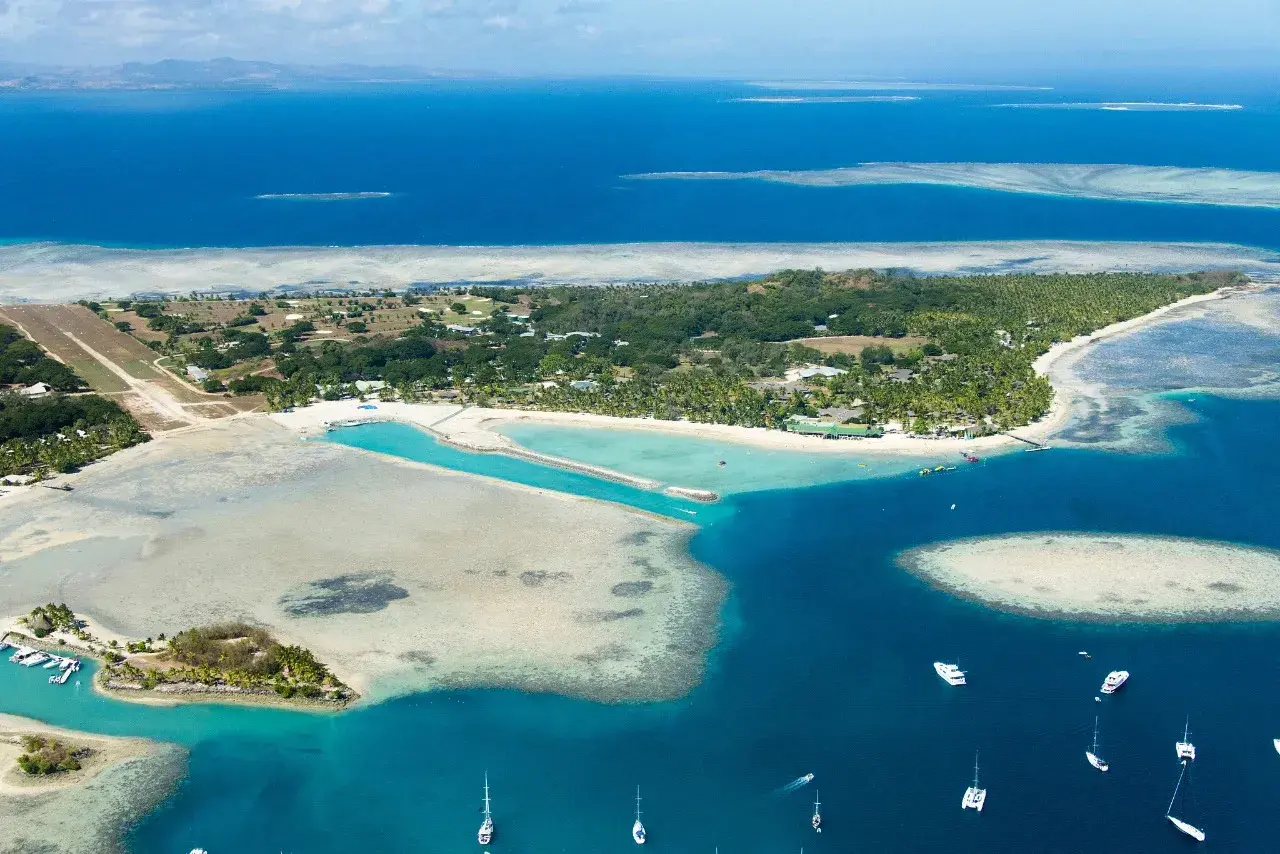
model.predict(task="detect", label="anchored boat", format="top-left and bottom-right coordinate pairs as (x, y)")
top-left (961, 752), bottom-right (986, 812)
top-left (933, 662), bottom-right (966, 686)
top-left (477, 772), bottom-right (494, 845)
top-left (1166, 760), bottom-right (1205, 842)
top-left (811, 790), bottom-right (822, 833)
top-left (1176, 716), bottom-right (1196, 761)
top-left (1086, 716), bottom-right (1109, 772)
top-left (1100, 670), bottom-right (1129, 694)
top-left (632, 786), bottom-right (646, 844)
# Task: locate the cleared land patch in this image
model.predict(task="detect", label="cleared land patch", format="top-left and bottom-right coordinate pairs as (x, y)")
top-left (794, 334), bottom-right (931, 355)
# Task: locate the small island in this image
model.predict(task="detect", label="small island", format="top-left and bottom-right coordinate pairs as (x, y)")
top-left (7, 604), bottom-right (355, 708)
top-left (102, 621), bottom-right (356, 706)
top-left (14, 733), bottom-right (89, 776)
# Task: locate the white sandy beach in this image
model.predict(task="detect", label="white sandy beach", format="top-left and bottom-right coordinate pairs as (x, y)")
top-left (2, 240), bottom-right (1277, 303)
top-left (0, 419), bottom-right (726, 704)
top-left (898, 533), bottom-right (1280, 621)
top-left (0, 714), bottom-right (185, 854)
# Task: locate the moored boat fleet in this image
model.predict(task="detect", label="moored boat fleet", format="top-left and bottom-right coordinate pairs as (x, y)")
top-left (933, 657), bottom-right (1218, 842)
top-left (1, 640), bottom-right (81, 684)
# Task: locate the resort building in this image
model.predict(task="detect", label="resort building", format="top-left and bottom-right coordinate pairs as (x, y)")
top-left (184, 366), bottom-right (210, 382)
top-left (785, 365), bottom-right (849, 382)
top-left (785, 415), bottom-right (884, 439)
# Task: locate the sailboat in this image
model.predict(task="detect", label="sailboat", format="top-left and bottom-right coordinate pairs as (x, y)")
top-left (1086, 716), bottom-right (1109, 772)
top-left (811, 790), bottom-right (822, 833)
top-left (632, 786), bottom-right (646, 844)
top-left (961, 752), bottom-right (986, 811)
top-left (1166, 760), bottom-right (1205, 842)
top-left (477, 772), bottom-right (494, 845)
top-left (1176, 716), bottom-right (1196, 761)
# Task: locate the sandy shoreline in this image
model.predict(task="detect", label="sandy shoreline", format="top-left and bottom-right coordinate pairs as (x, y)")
top-left (0, 418), bottom-right (727, 705)
top-left (0, 714), bottom-right (185, 854)
top-left (899, 532), bottom-right (1280, 622)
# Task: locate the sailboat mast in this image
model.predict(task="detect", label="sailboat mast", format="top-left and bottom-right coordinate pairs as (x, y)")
top-left (483, 772), bottom-right (491, 817)
top-left (1092, 716), bottom-right (1100, 753)
top-left (1184, 715), bottom-right (1191, 742)
top-left (973, 751), bottom-right (980, 787)
top-left (635, 786), bottom-right (642, 821)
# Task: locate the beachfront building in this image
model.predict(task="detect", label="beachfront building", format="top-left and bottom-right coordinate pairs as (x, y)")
top-left (785, 415), bottom-right (884, 439)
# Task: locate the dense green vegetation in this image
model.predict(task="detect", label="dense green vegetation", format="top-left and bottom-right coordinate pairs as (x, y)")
top-left (0, 324), bottom-right (149, 480)
top-left (16, 735), bottom-right (86, 776)
top-left (0, 324), bottom-right (83, 391)
top-left (103, 621), bottom-right (352, 703)
top-left (118, 269), bottom-right (1238, 434)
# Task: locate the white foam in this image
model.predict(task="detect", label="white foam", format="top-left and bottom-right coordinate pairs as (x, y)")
top-left (254, 192), bottom-right (392, 201)
top-left (994, 102), bottom-right (1243, 112)
top-left (630, 162), bottom-right (1280, 209)
top-left (746, 80), bottom-right (1050, 92)
top-left (1, 240), bottom-right (1278, 303)
top-left (730, 96), bottom-right (920, 104)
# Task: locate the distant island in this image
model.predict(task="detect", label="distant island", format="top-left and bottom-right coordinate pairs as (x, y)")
top-left (0, 58), bottom-right (473, 92)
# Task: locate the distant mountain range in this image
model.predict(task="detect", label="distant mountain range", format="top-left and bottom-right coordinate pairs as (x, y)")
top-left (0, 58), bottom-right (478, 91)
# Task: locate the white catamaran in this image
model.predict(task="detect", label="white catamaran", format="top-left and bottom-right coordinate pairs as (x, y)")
top-left (1086, 716), bottom-right (1109, 772)
top-left (1166, 760), bottom-right (1205, 843)
top-left (1176, 716), bottom-right (1196, 762)
top-left (632, 786), bottom-right (646, 844)
top-left (477, 772), bottom-right (494, 845)
top-left (961, 752), bottom-right (986, 811)
top-left (811, 790), bottom-right (822, 833)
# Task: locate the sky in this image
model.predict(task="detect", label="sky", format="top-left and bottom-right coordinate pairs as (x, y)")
top-left (1, 0), bottom-right (1278, 77)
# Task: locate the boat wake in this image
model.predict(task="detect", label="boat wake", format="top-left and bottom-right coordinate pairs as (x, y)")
top-left (774, 773), bottom-right (815, 794)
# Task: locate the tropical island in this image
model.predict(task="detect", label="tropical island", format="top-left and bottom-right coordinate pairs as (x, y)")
top-left (75, 268), bottom-right (1241, 440)
top-left (6, 604), bottom-right (355, 708)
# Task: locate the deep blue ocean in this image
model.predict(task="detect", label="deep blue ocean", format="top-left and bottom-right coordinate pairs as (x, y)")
top-left (4, 78), bottom-right (1280, 852)
top-left (4, 396), bottom-right (1280, 852)
top-left (2, 77), bottom-right (1280, 248)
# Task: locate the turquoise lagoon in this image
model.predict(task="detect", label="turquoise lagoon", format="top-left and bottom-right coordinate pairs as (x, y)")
top-left (3, 393), bottom-right (1280, 852)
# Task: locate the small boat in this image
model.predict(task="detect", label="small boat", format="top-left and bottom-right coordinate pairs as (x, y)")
top-left (1100, 670), bottom-right (1129, 694)
top-left (961, 752), bottom-right (986, 811)
top-left (1078, 651), bottom-right (1090, 659)
top-left (1273, 738), bottom-right (1280, 756)
top-left (934, 662), bottom-right (966, 686)
top-left (811, 790), bottom-right (822, 833)
top-left (632, 786), bottom-right (646, 844)
top-left (1166, 760), bottom-right (1205, 842)
top-left (1176, 716), bottom-right (1196, 761)
top-left (8, 646), bottom-right (35, 663)
top-left (960, 450), bottom-right (980, 463)
top-left (477, 772), bottom-right (494, 845)
top-left (1086, 716), bottom-right (1109, 772)
top-left (42, 656), bottom-right (63, 669)
top-left (718, 460), bottom-right (726, 467)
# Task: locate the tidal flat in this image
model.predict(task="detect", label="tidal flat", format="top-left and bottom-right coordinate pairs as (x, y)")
top-left (0, 419), bottom-right (726, 704)
top-left (898, 532), bottom-right (1280, 622)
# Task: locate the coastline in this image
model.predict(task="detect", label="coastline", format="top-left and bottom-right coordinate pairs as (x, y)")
top-left (0, 714), bottom-right (186, 854)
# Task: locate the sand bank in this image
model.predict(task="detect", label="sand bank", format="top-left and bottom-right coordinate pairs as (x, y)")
top-left (3, 240), bottom-right (1277, 303)
top-left (0, 714), bottom-right (185, 854)
top-left (899, 533), bottom-right (1280, 622)
top-left (0, 418), bottom-right (726, 704)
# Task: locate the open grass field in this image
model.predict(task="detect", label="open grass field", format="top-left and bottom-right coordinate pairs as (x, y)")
top-left (0, 305), bottom-right (259, 429)
top-left (111, 292), bottom-right (500, 348)
top-left (794, 334), bottom-right (931, 356)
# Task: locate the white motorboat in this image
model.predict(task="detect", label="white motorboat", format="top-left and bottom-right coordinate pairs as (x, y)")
top-left (1086, 716), bottom-right (1109, 772)
top-left (1166, 760), bottom-right (1205, 843)
top-left (934, 662), bottom-right (966, 686)
top-left (477, 772), bottom-right (493, 845)
top-left (1176, 716), bottom-right (1196, 761)
top-left (961, 752), bottom-right (986, 811)
top-left (632, 786), bottom-right (646, 844)
top-left (1099, 670), bottom-right (1129, 694)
